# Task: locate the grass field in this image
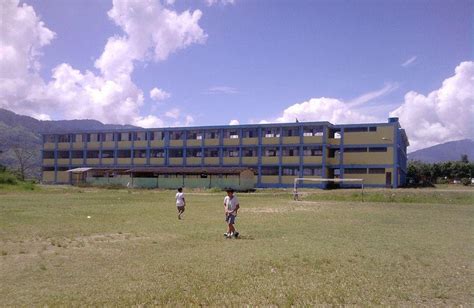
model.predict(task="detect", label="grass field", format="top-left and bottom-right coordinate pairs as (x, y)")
top-left (0, 186), bottom-right (473, 305)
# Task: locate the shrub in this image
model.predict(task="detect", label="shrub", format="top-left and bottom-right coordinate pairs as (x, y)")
top-left (0, 172), bottom-right (18, 185)
top-left (461, 178), bottom-right (471, 186)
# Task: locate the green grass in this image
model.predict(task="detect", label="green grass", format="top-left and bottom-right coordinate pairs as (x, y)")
top-left (0, 187), bottom-right (472, 305)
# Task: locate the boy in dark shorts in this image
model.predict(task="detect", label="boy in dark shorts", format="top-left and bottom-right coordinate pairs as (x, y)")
top-left (223, 188), bottom-right (240, 238)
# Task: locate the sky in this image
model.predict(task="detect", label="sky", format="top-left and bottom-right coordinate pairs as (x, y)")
top-left (0, 0), bottom-right (473, 151)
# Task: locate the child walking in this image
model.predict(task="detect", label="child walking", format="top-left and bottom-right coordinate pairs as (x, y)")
top-left (175, 187), bottom-right (186, 220)
top-left (223, 188), bottom-right (240, 238)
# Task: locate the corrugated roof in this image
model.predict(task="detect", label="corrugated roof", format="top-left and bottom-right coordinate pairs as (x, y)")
top-left (126, 167), bottom-right (254, 175)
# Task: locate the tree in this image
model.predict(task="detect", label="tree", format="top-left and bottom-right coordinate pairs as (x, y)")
top-left (460, 154), bottom-right (469, 163)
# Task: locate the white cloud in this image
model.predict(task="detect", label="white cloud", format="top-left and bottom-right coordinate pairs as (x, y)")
top-left (274, 97), bottom-right (377, 124)
top-left (348, 82), bottom-right (398, 107)
top-left (0, 0), bottom-right (205, 127)
top-left (401, 56), bottom-right (417, 67)
top-left (185, 115), bottom-right (194, 126)
top-left (150, 87), bottom-right (171, 101)
top-left (229, 119), bottom-right (239, 125)
top-left (206, 0), bottom-right (235, 6)
top-left (206, 86), bottom-right (238, 94)
top-left (391, 61), bottom-right (474, 151)
top-left (134, 115), bottom-right (164, 128)
top-left (165, 108), bottom-right (180, 119)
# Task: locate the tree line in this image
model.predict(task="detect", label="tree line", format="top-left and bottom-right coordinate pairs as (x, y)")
top-left (407, 155), bottom-right (473, 186)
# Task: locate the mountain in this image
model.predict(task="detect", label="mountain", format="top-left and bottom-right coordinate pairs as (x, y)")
top-left (408, 139), bottom-right (474, 163)
top-left (0, 108), bottom-right (139, 133)
top-left (0, 108), bottom-right (141, 179)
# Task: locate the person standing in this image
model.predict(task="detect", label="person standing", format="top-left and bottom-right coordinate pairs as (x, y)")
top-left (223, 188), bottom-right (240, 238)
top-left (175, 187), bottom-right (186, 220)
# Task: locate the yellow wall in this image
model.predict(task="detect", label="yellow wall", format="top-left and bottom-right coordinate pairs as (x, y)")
top-left (87, 142), bottom-right (100, 149)
top-left (86, 158), bottom-right (100, 165)
top-left (328, 138), bottom-right (341, 145)
top-left (242, 157), bottom-right (258, 165)
top-left (242, 138), bottom-right (258, 145)
top-left (42, 171), bottom-right (55, 183)
top-left (303, 157), bottom-right (322, 164)
top-left (262, 137), bottom-right (279, 145)
top-left (134, 141), bottom-right (147, 148)
top-left (117, 141), bottom-right (132, 148)
top-left (282, 136), bottom-right (300, 144)
top-left (56, 171), bottom-right (70, 184)
top-left (150, 158), bottom-right (164, 165)
top-left (281, 176), bottom-right (296, 184)
top-left (44, 143), bottom-right (55, 150)
top-left (186, 157), bottom-right (201, 165)
top-left (223, 138), bottom-right (239, 146)
top-left (344, 168), bottom-right (393, 185)
top-left (344, 148), bottom-right (393, 165)
top-left (57, 159), bottom-right (69, 165)
top-left (117, 158), bottom-right (132, 165)
top-left (282, 157), bottom-right (299, 164)
top-left (102, 141), bottom-right (115, 148)
top-left (72, 142), bottom-right (84, 150)
top-left (344, 126), bottom-right (394, 145)
top-left (261, 157), bottom-right (279, 164)
top-left (43, 159), bottom-right (54, 165)
top-left (303, 136), bottom-right (322, 144)
top-left (150, 140), bottom-right (164, 147)
top-left (187, 140), bottom-right (201, 147)
top-left (204, 139), bottom-right (219, 146)
top-left (326, 157), bottom-right (340, 165)
top-left (101, 158), bottom-right (114, 165)
top-left (204, 157), bottom-right (219, 165)
top-left (169, 158), bottom-right (183, 165)
top-left (71, 158), bottom-right (83, 165)
top-left (134, 158), bottom-right (146, 165)
top-left (170, 140), bottom-right (183, 147)
top-left (261, 176), bottom-right (279, 184)
top-left (223, 157), bottom-right (239, 165)
top-left (57, 143), bottom-right (69, 150)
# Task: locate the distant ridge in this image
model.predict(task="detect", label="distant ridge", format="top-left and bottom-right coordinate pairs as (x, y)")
top-left (0, 108), bottom-right (140, 133)
top-left (408, 139), bottom-right (474, 163)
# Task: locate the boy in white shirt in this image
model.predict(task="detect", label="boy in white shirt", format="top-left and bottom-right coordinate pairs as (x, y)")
top-left (175, 187), bottom-right (186, 220)
top-left (223, 188), bottom-right (240, 238)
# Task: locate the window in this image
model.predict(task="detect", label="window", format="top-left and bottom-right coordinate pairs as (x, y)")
top-left (263, 147), bottom-right (279, 157)
top-left (151, 131), bottom-right (164, 140)
top-left (369, 147), bottom-right (387, 152)
top-left (345, 148), bottom-right (367, 153)
top-left (43, 151), bottom-right (55, 159)
top-left (345, 127), bottom-right (368, 133)
top-left (86, 150), bottom-right (100, 158)
top-left (58, 134), bottom-right (70, 143)
top-left (223, 148), bottom-right (239, 157)
top-left (303, 126), bottom-right (323, 136)
top-left (282, 147), bottom-right (299, 156)
top-left (186, 148), bottom-right (202, 157)
top-left (42, 166), bottom-right (54, 171)
top-left (84, 134), bottom-right (91, 142)
top-left (369, 126), bottom-right (377, 132)
top-left (242, 129), bottom-right (257, 138)
top-left (224, 130), bottom-right (239, 139)
top-left (98, 133), bottom-right (106, 142)
top-left (261, 167), bottom-right (279, 176)
top-left (133, 150), bottom-right (147, 158)
top-left (282, 167), bottom-right (299, 176)
top-left (150, 149), bottom-right (164, 158)
top-left (242, 148), bottom-right (257, 157)
top-left (71, 151), bottom-right (83, 159)
top-left (135, 132), bottom-right (146, 141)
top-left (101, 150), bottom-right (114, 158)
top-left (283, 127), bottom-right (298, 137)
top-left (169, 149), bottom-right (183, 157)
top-left (264, 128), bottom-right (280, 138)
top-left (303, 167), bottom-right (322, 176)
top-left (57, 151), bottom-right (68, 159)
top-left (188, 131), bottom-right (202, 140)
top-left (117, 150), bottom-right (131, 158)
top-left (113, 133), bottom-right (122, 142)
top-left (170, 131), bottom-right (183, 140)
top-left (345, 168), bottom-right (367, 174)
top-left (303, 146), bottom-right (322, 156)
top-left (368, 168), bottom-right (385, 174)
top-left (205, 130), bottom-right (219, 139)
top-left (105, 133), bottom-right (114, 142)
top-left (204, 148), bottom-right (219, 157)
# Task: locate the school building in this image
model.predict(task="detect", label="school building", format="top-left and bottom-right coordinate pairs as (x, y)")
top-left (41, 117), bottom-right (409, 189)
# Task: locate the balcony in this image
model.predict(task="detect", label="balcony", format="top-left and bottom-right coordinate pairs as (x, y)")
top-left (87, 142), bottom-right (101, 149)
top-left (187, 140), bottom-right (201, 147)
top-left (204, 157), bottom-right (219, 165)
top-left (57, 158), bottom-right (69, 165)
top-left (281, 157), bottom-right (299, 164)
top-left (223, 138), bottom-right (239, 146)
top-left (150, 158), bottom-right (165, 165)
top-left (303, 136), bottom-right (323, 144)
top-left (117, 141), bottom-right (132, 148)
top-left (102, 141), bottom-right (115, 148)
top-left (303, 157), bottom-right (322, 164)
top-left (133, 158), bottom-right (147, 165)
top-left (242, 157), bottom-right (258, 165)
top-left (242, 138), bottom-right (258, 145)
top-left (43, 143), bottom-right (55, 150)
top-left (204, 139), bottom-right (219, 146)
top-left (326, 157), bottom-right (340, 165)
top-left (86, 158), bottom-right (100, 165)
top-left (261, 157), bottom-right (279, 165)
top-left (71, 158), bottom-right (84, 165)
top-left (260, 176), bottom-right (279, 184)
top-left (223, 157), bottom-right (239, 165)
top-left (57, 143), bottom-right (70, 150)
top-left (282, 136), bottom-right (300, 144)
top-left (72, 142), bottom-right (84, 150)
top-left (150, 140), bottom-right (164, 147)
top-left (327, 138), bottom-right (341, 146)
top-left (169, 158), bottom-right (183, 165)
top-left (101, 158), bottom-right (114, 165)
top-left (42, 159), bottom-right (55, 165)
top-left (262, 137), bottom-right (279, 145)
top-left (186, 157), bottom-right (201, 165)
top-left (117, 158), bottom-right (131, 165)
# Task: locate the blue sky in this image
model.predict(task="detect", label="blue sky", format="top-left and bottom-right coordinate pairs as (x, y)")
top-left (1, 0), bottom-right (473, 150)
